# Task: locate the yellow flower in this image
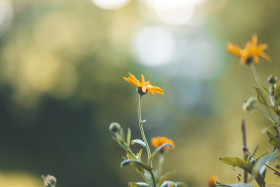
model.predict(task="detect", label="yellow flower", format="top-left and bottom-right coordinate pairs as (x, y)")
top-left (208, 176), bottom-right (218, 187)
top-left (226, 34), bottom-right (271, 65)
top-left (151, 136), bottom-right (175, 150)
top-left (123, 72), bottom-right (164, 95)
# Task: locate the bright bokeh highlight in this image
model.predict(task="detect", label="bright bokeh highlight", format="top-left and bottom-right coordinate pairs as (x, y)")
top-left (92, 0), bottom-right (130, 10)
top-left (132, 26), bottom-right (176, 66)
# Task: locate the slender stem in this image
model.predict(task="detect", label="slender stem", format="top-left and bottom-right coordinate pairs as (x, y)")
top-left (138, 95), bottom-right (152, 166)
top-left (241, 119), bottom-right (248, 183)
top-left (265, 164), bottom-right (280, 176)
top-left (157, 155), bottom-right (165, 185)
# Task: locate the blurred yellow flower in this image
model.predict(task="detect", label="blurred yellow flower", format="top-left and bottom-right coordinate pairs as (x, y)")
top-left (208, 176), bottom-right (218, 187)
top-left (151, 136), bottom-right (175, 150)
top-left (123, 72), bottom-right (164, 95)
top-left (226, 34), bottom-right (270, 65)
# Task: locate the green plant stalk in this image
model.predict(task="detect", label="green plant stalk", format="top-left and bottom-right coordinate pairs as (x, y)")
top-left (157, 154), bottom-right (165, 185)
top-left (138, 95), bottom-right (152, 166)
top-left (138, 95), bottom-right (156, 187)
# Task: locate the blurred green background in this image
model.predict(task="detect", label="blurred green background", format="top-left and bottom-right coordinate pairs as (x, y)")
top-left (0, 0), bottom-right (280, 186)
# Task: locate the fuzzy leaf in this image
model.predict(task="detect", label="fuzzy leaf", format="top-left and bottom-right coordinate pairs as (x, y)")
top-left (251, 153), bottom-right (280, 181)
top-left (219, 157), bottom-right (253, 173)
top-left (127, 128), bottom-right (131, 147)
top-left (267, 132), bottom-right (280, 149)
top-left (149, 143), bottom-right (173, 162)
top-left (216, 182), bottom-right (254, 187)
top-left (137, 149), bottom-right (143, 160)
top-left (128, 182), bottom-right (149, 187)
top-left (256, 151), bottom-right (270, 162)
top-left (161, 181), bottom-right (175, 187)
top-left (255, 87), bottom-right (266, 105)
top-left (131, 139), bottom-right (146, 148)
top-left (219, 157), bottom-right (265, 187)
top-left (160, 171), bottom-right (176, 185)
top-left (121, 159), bottom-right (152, 171)
top-left (274, 81), bottom-right (280, 104)
top-left (119, 128), bottom-right (125, 142)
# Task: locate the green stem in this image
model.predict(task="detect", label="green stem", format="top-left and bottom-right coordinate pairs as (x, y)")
top-left (138, 95), bottom-right (152, 166)
top-left (158, 155), bottom-right (164, 185)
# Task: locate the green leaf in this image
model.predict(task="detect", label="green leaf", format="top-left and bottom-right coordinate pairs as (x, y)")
top-left (254, 87), bottom-right (266, 105)
top-left (251, 153), bottom-right (280, 181)
top-left (119, 128), bottom-right (125, 142)
top-left (137, 149), bottom-right (143, 160)
top-left (274, 81), bottom-right (280, 104)
top-left (128, 182), bottom-right (149, 187)
top-left (131, 139), bottom-right (146, 147)
top-left (149, 143), bottom-right (173, 162)
top-left (161, 181), bottom-right (175, 187)
top-left (127, 128), bottom-right (131, 147)
top-left (160, 171), bottom-right (176, 185)
top-left (121, 159), bottom-right (152, 171)
top-left (216, 182), bottom-right (254, 187)
top-left (271, 105), bottom-right (280, 116)
top-left (267, 131), bottom-right (280, 149)
top-left (256, 151), bottom-right (270, 162)
top-left (219, 157), bottom-right (265, 187)
top-left (219, 157), bottom-right (253, 173)
top-left (174, 182), bottom-right (187, 187)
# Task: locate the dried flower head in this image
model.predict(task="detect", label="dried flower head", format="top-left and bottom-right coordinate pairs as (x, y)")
top-left (151, 136), bottom-right (175, 150)
top-left (208, 176), bottom-right (218, 187)
top-left (123, 72), bottom-right (164, 95)
top-left (226, 34), bottom-right (270, 65)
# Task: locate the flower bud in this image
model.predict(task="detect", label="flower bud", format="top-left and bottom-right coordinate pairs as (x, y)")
top-left (243, 97), bottom-right (257, 112)
top-left (109, 122), bottom-right (121, 133)
top-left (267, 74), bottom-right (277, 84)
top-left (42, 175), bottom-right (56, 187)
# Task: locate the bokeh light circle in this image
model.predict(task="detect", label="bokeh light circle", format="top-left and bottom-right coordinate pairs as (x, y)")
top-left (0, 0), bottom-right (13, 34)
top-left (92, 0), bottom-right (130, 10)
top-left (132, 26), bottom-right (176, 66)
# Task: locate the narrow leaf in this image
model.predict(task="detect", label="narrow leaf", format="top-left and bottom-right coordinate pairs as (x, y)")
top-left (160, 171), bottom-right (176, 185)
top-left (161, 181), bottom-right (175, 187)
top-left (219, 157), bottom-right (253, 173)
top-left (121, 159), bottom-right (152, 171)
top-left (137, 149), bottom-right (143, 160)
top-left (219, 157), bottom-right (265, 186)
top-left (274, 81), bottom-right (280, 104)
top-left (127, 128), bottom-right (131, 147)
top-left (255, 87), bottom-right (266, 105)
top-left (251, 153), bottom-right (280, 181)
top-left (128, 182), bottom-right (149, 187)
top-left (131, 139), bottom-right (146, 148)
top-left (174, 182), bottom-right (187, 187)
top-left (119, 128), bottom-right (125, 142)
top-left (150, 143), bottom-right (173, 162)
top-left (256, 151), bottom-right (270, 162)
top-left (267, 132), bottom-right (280, 149)
top-left (216, 182), bottom-right (254, 187)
